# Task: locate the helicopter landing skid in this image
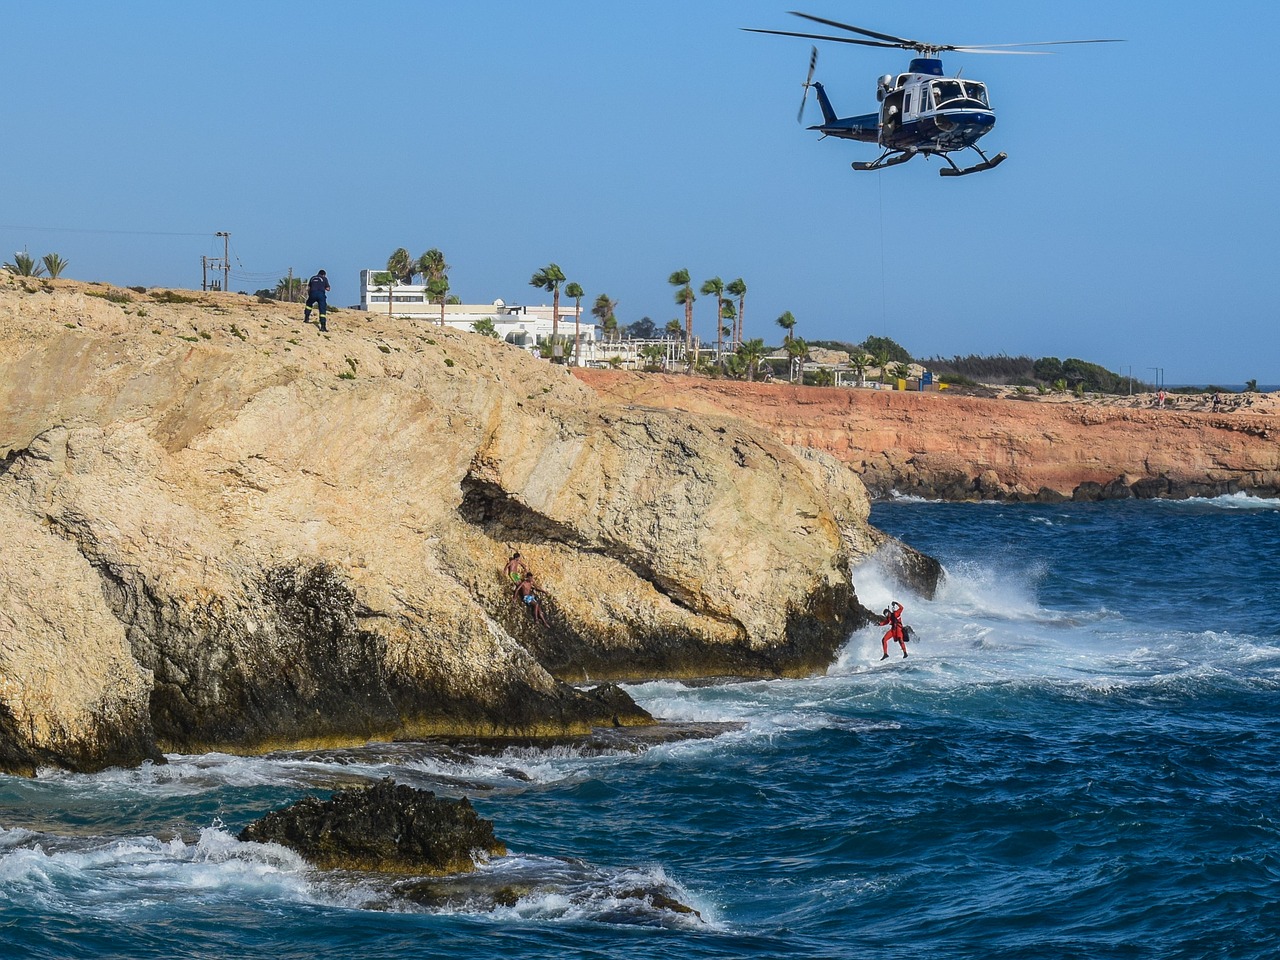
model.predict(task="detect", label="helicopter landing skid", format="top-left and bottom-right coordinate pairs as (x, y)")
top-left (851, 150), bottom-right (915, 172)
top-left (938, 148), bottom-right (1008, 177)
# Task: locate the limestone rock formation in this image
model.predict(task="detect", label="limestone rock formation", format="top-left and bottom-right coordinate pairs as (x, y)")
top-left (0, 278), bottom-right (884, 773)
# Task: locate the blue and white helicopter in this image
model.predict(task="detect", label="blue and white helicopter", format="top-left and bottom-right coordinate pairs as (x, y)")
top-left (745, 13), bottom-right (1121, 177)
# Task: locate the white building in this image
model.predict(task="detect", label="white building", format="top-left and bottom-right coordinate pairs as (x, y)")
top-left (358, 270), bottom-right (592, 353)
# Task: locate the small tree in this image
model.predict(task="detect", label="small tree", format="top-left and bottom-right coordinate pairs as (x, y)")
top-left (736, 338), bottom-right (768, 382)
top-left (3, 252), bottom-right (44, 276)
top-left (776, 310), bottom-right (797, 343)
top-left (726, 277), bottom-right (747, 344)
top-left (41, 253), bottom-right (69, 279)
top-left (664, 318), bottom-right (683, 339)
top-left (371, 271), bottom-right (397, 315)
top-left (472, 316), bottom-right (499, 338)
top-left (640, 343), bottom-right (666, 371)
top-left (417, 248), bottom-right (449, 285)
top-left (274, 275), bottom-right (302, 302)
top-left (850, 351), bottom-right (871, 386)
top-left (786, 336), bottom-right (808, 383)
top-left (387, 247), bottom-right (414, 284)
top-left (529, 263), bottom-right (566, 337)
top-left (668, 269), bottom-right (696, 369)
top-left (427, 276), bottom-right (450, 326)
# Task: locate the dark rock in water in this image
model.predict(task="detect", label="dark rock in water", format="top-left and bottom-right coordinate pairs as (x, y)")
top-left (237, 778), bottom-right (505, 875)
top-left (399, 859), bottom-right (702, 922)
top-left (1072, 481), bottom-right (1105, 502)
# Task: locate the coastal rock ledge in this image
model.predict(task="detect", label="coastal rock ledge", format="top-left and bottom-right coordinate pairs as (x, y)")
top-left (0, 278), bottom-right (918, 774)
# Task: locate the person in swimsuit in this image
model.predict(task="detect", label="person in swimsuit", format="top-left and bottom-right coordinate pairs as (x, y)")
top-left (515, 572), bottom-right (550, 626)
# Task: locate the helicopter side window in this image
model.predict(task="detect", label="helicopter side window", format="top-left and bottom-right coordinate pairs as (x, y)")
top-left (904, 91), bottom-right (913, 115)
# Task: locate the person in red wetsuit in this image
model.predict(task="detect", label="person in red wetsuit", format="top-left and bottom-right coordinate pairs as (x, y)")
top-left (879, 601), bottom-right (908, 660)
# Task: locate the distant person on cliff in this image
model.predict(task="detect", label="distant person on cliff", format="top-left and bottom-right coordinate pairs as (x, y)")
top-left (304, 269), bottom-right (330, 331)
top-left (516, 572), bottom-right (550, 626)
top-left (504, 552), bottom-right (529, 603)
top-left (879, 601), bottom-right (908, 660)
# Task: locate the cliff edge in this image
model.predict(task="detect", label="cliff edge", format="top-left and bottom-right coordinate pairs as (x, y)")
top-left (0, 278), bottom-right (899, 774)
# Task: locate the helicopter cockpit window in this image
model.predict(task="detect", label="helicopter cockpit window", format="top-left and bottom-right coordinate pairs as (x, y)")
top-left (932, 80), bottom-right (988, 109)
top-left (931, 81), bottom-right (964, 106)
top-left (962, 81), bottom-right (989, 106)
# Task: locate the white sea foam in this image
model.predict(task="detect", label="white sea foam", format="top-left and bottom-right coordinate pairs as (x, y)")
top-left (0, 825), bottom-right (317, 918)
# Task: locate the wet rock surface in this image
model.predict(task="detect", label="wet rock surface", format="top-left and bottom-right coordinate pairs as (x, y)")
top-left (238, 778), bottom-right (505, 875)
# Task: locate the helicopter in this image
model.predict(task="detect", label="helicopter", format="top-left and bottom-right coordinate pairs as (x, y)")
top-left (744, 12), bottom-right (1121, 176)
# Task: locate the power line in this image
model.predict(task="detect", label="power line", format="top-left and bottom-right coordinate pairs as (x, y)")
top-left (0, 223), bottom-right (213, 237)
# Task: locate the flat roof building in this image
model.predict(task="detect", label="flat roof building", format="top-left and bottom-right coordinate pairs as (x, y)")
top-left (358, 270), bottom-right (590, 352)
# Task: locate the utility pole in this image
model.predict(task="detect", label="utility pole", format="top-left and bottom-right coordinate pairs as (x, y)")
top-left (201, 256), bottom-right (208, 292)
top-left (215, 232), bottom-right (230, 293)
top-left (287, 266), bottom-right (293, 302)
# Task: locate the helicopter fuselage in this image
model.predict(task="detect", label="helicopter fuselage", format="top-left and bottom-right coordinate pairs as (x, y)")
top-left (810, 58), bottom-right (996, 156)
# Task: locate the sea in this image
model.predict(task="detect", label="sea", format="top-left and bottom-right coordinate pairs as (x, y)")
top-left (3, 496), bottom-right (1279, 960)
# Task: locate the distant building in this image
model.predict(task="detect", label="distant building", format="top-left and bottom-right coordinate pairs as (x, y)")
top-left (358, 270), bottom-right (591, 353)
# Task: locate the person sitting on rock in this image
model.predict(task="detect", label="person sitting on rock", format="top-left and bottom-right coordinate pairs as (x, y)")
top-left (879, 601), bottom-right (908, 660)
top-left (515, 572), bottom-right (550, 626)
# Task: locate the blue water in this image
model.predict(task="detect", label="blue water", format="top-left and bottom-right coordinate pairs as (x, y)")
top-left (4, 497), bottom-right (1279, 959)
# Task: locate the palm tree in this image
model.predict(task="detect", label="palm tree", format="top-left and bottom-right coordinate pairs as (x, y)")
top-left (41, 253), bottom-right (69, 279)
top-left (719, 300), bottom-right (736, 365)
top-left (274, 275), bottom-right (302, 302)
top-left (529, 263), bottom-right (566, 338)
top-left (417, 248), bottom-right (449, 284)
top-left (591, 295), bottom-right (616, 350)
top-left (850, 351), bottom-right (871, 386)
top-left (785, 336), bottom-right (808, 383)
top-left (701, 276), bottom-right (725, 361)
top-left (427, 276), bottom-right (450, 326)
top-left (726, 277), bottom-right (747, 345)
top-left (371, 271), bottom-right (397, 315)
top-left (668, 269), bottom-right (696, 369)
top-left (776, 310), bottom-right (797, 344)
top-left (664, 318), bottom-right (683, 339)
top-left (387, 247), bottom-right (414, 284)
top-left (565, 281), bottom-right (585, 365)
top-left (4, 252), bottom-right (44, 276)
top-left (736, 338), bottom-right (768, 382)
top-left (875, 348), bottom-right (891, 384)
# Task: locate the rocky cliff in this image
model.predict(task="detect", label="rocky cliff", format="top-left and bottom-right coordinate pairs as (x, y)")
top-left (574, 372), bottom-right (1280, 501)
top-left (0, 278), bottom-right (901, 774)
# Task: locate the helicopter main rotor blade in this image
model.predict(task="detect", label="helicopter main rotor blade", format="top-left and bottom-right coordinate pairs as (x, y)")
top-left (742, 27), bottom-right (903, 50)
top-left (957, 39), bottom-right (1125, 48)
top-left (787, 11), bottom-right (924, 49)
top-left (797, 45), bottom-right (818, 123)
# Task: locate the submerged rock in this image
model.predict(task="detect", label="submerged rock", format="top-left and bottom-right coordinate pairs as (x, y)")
top-left (238, 778), bottom-right (505, 875)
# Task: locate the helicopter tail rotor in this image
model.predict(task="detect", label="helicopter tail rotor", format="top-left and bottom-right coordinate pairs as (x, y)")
top-left (797, 46), bottom-right (818, 123)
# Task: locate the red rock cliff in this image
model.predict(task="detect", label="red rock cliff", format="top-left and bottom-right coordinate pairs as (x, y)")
top-left (574, 371), bottom-right (1280, 501)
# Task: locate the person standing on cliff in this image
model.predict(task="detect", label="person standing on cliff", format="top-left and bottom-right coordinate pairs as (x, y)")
top-left (879, 601), bottom-right (908, 660)
top-left (304, 269), bottom-right (330, 331)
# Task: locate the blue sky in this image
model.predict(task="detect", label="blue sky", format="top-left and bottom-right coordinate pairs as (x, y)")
top-left (4, 0), bottom-right (1276, 384)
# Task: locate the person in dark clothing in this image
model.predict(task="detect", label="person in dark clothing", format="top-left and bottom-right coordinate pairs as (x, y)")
top-left (879, 601), bottom-right (908, 660)
top-left (304, 270), bottom-right (330, 331)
